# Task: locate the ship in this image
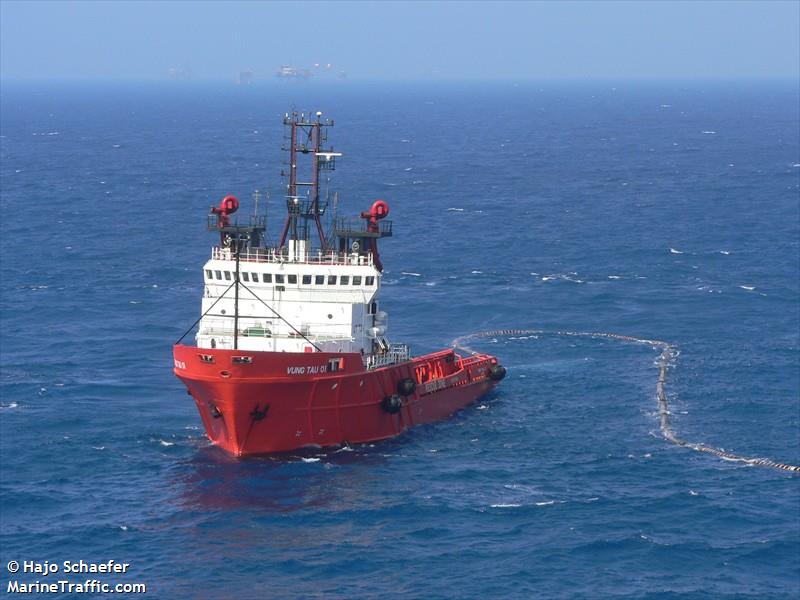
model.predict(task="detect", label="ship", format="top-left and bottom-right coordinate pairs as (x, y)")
top-left (172, 111), bottom-right (506, 456)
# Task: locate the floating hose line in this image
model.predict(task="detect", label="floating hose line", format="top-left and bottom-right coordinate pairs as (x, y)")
top-left (452, 329), bottom-right (799, 473)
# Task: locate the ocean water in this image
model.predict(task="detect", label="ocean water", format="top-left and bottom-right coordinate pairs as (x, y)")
top-left (1, 80), bottom-right (798, 598)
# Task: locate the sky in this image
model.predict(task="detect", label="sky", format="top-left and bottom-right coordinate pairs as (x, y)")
top-left (1, 0), bottom-right (798, 81)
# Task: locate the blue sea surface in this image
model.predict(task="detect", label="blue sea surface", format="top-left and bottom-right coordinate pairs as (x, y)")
top-left (1, 80), bottom-right (798, 598)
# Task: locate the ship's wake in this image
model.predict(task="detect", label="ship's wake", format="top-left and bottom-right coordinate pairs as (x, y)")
top-left (452, 329), bottom-right (799, 473)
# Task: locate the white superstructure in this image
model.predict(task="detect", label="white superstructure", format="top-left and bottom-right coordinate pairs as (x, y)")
top-left (196, 247), bottom-right (389, 355)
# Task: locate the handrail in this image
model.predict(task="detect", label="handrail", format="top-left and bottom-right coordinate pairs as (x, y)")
top-left (211, 247), bottom-right (374, 266)
top-left (364, 344), bottom-right (411, 369)
top-left (198, 327), bottom-right (355, 343)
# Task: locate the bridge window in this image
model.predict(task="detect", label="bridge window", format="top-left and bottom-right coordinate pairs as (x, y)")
top-left (352, 276), bottom-right (362, 285)
top-left (205, 269), bottom-right (212, 279)
top-left (340, 275), bottom-right (350, 285)
top-left (224, 271), bottom-right (232, 281)
top-left (315, 275), bottom-right (324, 285)
top-left (252, 273), bottom-right (259, 282)
top-left (302, 275), bottom-right (312, 285)
top-left (275, 274), bottom-right (285, 284)
top-left (242, 272), bottom-right (250, 282)
top-left (263, 273), bottom-right (271, 283)
top-left (215, 270), bottom-right (222, 280)
top-left (288, 274), bottom-right (297, 284)
top-left (366, 276), bottom-right (375, 286)
top-left (328, 275), bottom-right (336, 285)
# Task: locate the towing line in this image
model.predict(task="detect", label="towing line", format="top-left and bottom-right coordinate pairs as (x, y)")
top-left (452, 329), bottom-right (799, 473)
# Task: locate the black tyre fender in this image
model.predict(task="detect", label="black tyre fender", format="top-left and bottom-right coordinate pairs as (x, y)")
top-left (381, 394), bottom-right (403, 414)
top-left (489, 364), bottom-right (507, 381)
top-left (397, 377), bottom-right (417, 396)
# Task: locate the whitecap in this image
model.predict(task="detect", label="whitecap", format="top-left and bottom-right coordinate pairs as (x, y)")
top-left (401, 272), bottom-right (421, 277)
top-left (669, 248), bottom-right (684, 254)
top-left (719, 250), bottom-right (731, 255)
top-left (490, 503), bottom-right (521, 508)
top-left (0, 402), bottom-right (19, 410)
top-left (446, 207), bottom-right (465, 212)
top-left (471, 270), bottom-right (483, 274)
top-left (689, 490), bottom-right (699, 496)
top-left (793, 163), bottom-right (800, 168)
top-left (119, 525), bottom-right (129, 531)
top-left (159, 440), bottom-right (174, 447)
top-left (404, 167), bottom-right (413, 171)
top-left (476, 405), bottom-right (488, 410)
top-left (93, 446), bottom-right (105, 450)
top-left (608, 275), bottom-right (622, 279)
top-left (701, 130), bottom-right (717, 134)
top-left (739, 285), bottom-right (755, 291)
top-left (535, 500), bottom-right (557, 506)
top-left (542, 276), bottom-right (555, 281)
top-left (300, 457), bottom-right (320, 463)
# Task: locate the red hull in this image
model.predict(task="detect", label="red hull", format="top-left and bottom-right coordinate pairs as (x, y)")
top-left (173, 345), bottom-right (500, 456)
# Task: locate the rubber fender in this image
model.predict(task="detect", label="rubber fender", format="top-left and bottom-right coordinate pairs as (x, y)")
top-left (397, 378), bottom-right (416, 396)
top-left (381, 394), bottom-right (403, 414)
top-left (489, 365), bottom-right (507, 381)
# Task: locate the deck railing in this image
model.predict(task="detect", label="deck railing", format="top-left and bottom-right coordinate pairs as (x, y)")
top-left (198, 326), bottom-right (355, 343)
top-left (364, 344), bottom-right (411, 369)
top-left (211, 246), bottom-right (373, 267)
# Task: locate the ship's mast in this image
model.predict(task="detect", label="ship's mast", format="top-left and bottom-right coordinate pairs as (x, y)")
top-left (278, 111), bottom-right (340, 251)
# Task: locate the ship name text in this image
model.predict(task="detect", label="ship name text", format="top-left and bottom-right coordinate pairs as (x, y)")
top-left (287, 365), bottom-right (327, 375)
